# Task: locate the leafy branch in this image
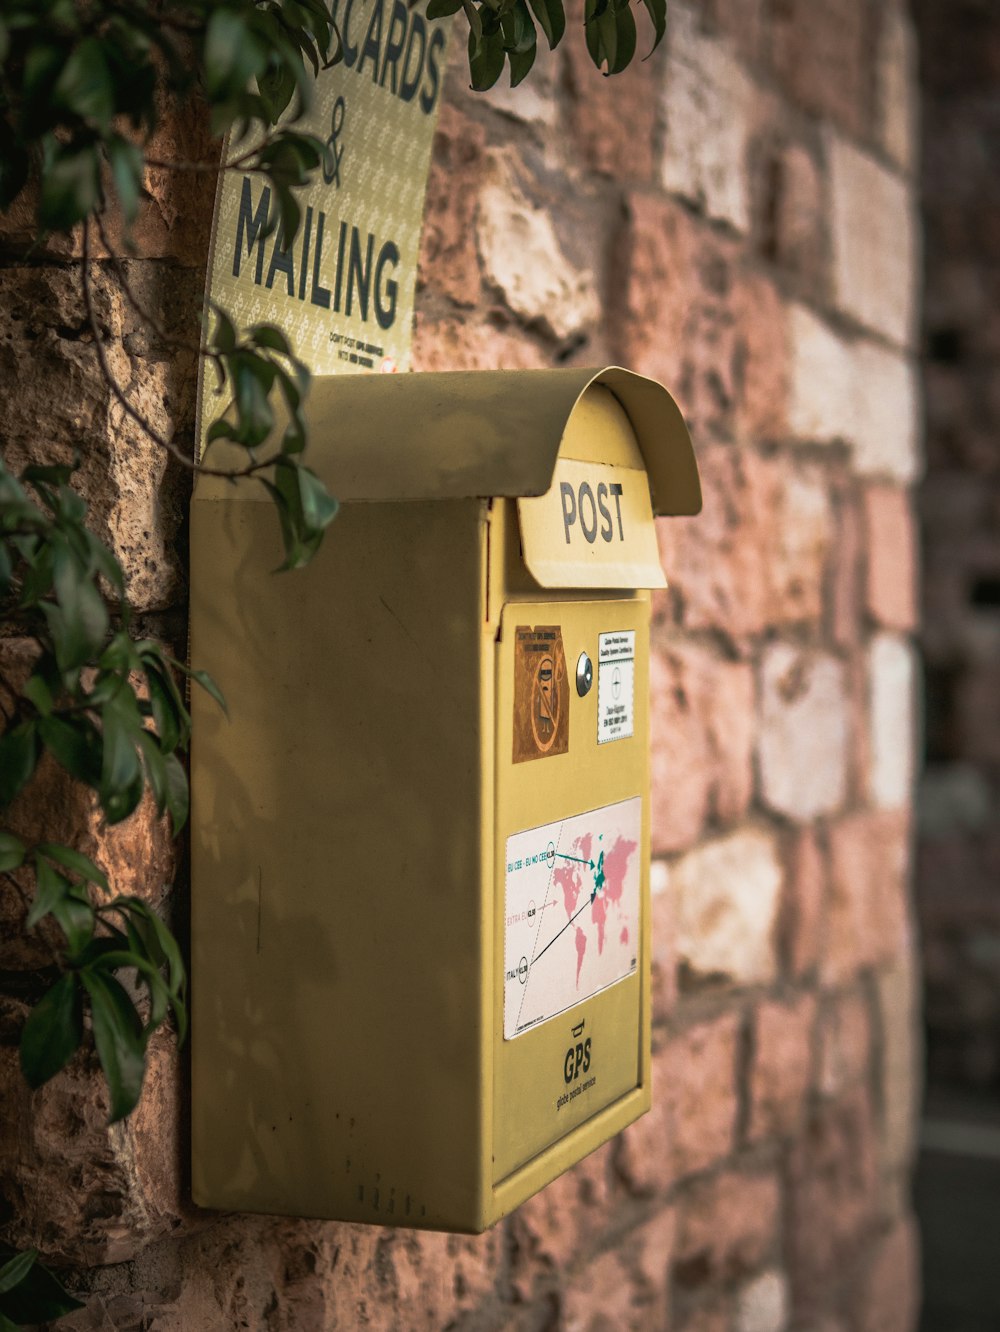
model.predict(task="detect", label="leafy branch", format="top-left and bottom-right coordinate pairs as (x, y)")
top-left (0, 459), bottom-right (215, 1109)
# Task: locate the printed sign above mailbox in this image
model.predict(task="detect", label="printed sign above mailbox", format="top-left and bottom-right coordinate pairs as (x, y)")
top-left (195, 1), bottom-right (452, 460)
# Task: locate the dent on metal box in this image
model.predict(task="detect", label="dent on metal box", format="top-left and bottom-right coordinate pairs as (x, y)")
top-left (190, 366), bottom-right (700, 1232)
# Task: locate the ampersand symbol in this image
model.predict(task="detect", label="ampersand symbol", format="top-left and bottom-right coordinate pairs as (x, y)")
top-left (323, 96), bottom-right (345, 187)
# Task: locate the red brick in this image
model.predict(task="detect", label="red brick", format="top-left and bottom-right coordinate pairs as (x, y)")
top-left (389, 1227), bottom-right (504, 1326)
top-left (710, 0), bottom-right (765, 64)
top-left (617, 1035), bottom-right (678, 1197)
top-left (761, 140), bottom-right (828, 294)
top-left (617, 195), bottom-right (788, 445)
top-left (675, 1168), bottom-right (781, 1285)
top-left (562, 1206), bottom-right (676, 1331)
top-left (771, 0), bottom-right (874, 140)
top-left (619, 1014), bottom-right (740, 1193)
top-left (649, 647), bottom-right (712, 854)
top-left (411, 312), bottom-right (549, 371)
top-left (779, 828), bottom-right (826, 978)
top-left (735, 271), bottom-right (790, 442)
top-left (749, 992), bottom-right (817, 1141)
top-left (649, 643), bottom-right (754, 852)
top-left (830, 489), bottom-right (863, 650)
top-left (416, 103), bottom-right (487, 307)
top-left (651, 863), bottom-right (679, 1021)
top-left (671, 1013), bottom-right (742, 1178)
top-left (655, 447), bottom-right (831, 642)
top-left (863, 485), bottom-right (918, 631)
top-left (818, 989), bottom-right (873, 1097)
top-left (563, 0), bottom-right (660, 181)
top-left (616, 194), bottom-right (723, 434)
top-left (855, 1217), bottom-right (920, 1332)
top-left (676, 1298), bottom-right (733, 1332)
top-left (508, 1141), bottom-right (613, 1296)
top-left (823, 811), bottom-right (911, 983)
top-left (786, 1088), bottom-right (880, 1312)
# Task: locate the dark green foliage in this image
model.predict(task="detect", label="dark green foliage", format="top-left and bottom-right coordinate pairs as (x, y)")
top-left (0, 1245), bottom-right (82, 1326)
top-left (0, 459), bottom-right (210, 1122)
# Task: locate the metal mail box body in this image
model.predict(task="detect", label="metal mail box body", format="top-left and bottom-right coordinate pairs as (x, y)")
top-left (190, 367), bottom-right (700, 1232)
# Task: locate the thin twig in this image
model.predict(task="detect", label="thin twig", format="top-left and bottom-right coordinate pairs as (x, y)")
top-left (80, 222), bottom-right (281, 481)
top-left (145, 144), bottom-right (269, 174)
top-left (92, 210), bottom-right (210, 359)
top-left (1, 868), bottom-right (66, 970)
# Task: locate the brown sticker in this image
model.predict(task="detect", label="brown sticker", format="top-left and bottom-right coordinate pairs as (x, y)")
top-left (513, 626), bottom-right (569, 763)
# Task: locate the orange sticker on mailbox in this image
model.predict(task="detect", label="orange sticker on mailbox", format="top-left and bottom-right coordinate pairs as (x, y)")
top-left (513, 627), bottom-right (569, 763)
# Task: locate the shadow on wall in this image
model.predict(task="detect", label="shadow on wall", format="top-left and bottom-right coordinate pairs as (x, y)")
top-left (914, 0), bottom-right (1000, 1328)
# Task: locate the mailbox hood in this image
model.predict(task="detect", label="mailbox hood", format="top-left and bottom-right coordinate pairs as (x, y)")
top-left (198, 366), bottom-right (701, 517)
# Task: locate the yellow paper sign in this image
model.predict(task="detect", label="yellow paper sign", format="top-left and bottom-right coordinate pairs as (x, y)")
top-left (197, 2), bottom-right (452, 459)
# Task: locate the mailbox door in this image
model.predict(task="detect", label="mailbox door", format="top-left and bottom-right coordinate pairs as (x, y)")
top-left (492, 595), bottom-right (651, 1187)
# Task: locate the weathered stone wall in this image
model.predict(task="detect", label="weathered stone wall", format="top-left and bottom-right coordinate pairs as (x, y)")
top-left (0, 1), bottom-right (923, 1327)
top-left (913, 0), bottom-right (1000, 1092)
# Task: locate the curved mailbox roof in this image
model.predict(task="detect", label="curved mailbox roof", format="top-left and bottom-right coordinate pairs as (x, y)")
top-left (196, 366), bottom-right (701, 517)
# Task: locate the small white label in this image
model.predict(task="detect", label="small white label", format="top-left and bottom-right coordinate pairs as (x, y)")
top-left (597, 631), bottom-right (635, 744)
top-left (504, 797), bottom-right (642, 1039)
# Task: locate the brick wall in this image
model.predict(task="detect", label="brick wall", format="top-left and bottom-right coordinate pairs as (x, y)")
top-left (0, 1), bottom-right (923, 1327)
top-left (914, 0), bottom-right (1000, 1092)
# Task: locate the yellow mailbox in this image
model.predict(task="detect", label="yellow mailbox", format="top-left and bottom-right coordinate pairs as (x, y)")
top-left (190, 366), bottom-right (700, 1232)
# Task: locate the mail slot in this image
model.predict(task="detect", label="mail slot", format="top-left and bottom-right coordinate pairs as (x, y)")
top-left (190, 366), bottom-right (700, 1232)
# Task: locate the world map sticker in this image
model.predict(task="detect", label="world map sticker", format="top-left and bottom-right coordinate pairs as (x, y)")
top-left (503, 797), bottom-right (642, 1039)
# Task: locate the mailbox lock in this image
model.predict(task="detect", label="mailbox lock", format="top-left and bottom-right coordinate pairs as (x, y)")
top-left (576, 652), bottom-right (594, 697)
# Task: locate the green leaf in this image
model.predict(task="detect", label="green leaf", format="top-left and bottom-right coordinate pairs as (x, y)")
top-left (189, 669), bottom-right (228, 717)
top-left (137, 729), bottom-right (168, 816)
top-left (0, 21), bottom-right (9, 65)
top-left (0, 1243), bottom-right (82, 1323)
top-left (0, 1249), bottom-right (36, 1297)
top-left (251, 324), bottom-right (292, 356)
top-left (52, 886), bottom-right (95, 957)
top-left (468, 24), bottom-right (505, 90)
top-left (464, 0), bottom-right (484, 54)
top-left (86, 532), bottom-right (126, 597)
top-left (204, 10), bottom-right (266, 101)
top-left (99, 697), bottom-right (144, 825)
top-left (0, 722), bottom-right (38, 809)
top-left (21, 673), bottom-right (53, 716)
top-left (144, 665), bottom-right (184, 753)
top-left (162, 753), bottom-right (189, 835)
top-left (38, 714), bottom-right (103, 789)
top-left (211, 306), bottom-right (237, 355)
top-left (81, 968), bottom-right (146, 1122)
top-left (428, 0), bottom-right (464, 15)
top-left (507, 1), bottom-right (537, 81)
top-left (294, 464), bottom-right (339, 535)
top-left (128, 903), bottom-right (186, 1015)
top-left (39, 143), bottom-right (101, 231)
top-left (640, 0), bottom-right (666, 53)
top-left (27, 857), bottom-right (71, 930)
top-left (608, 2), bottom-right (636, 73)
top-left (0, 833), bottom-right (26, 874)
top-left (54, 37), bottom-right (115, 129)
top-left (231, 355), bottom-right (275, 448)
top-left (124, 925), bottom-right (170, 1029)
top-left (37, 843), bottom-right (108, 894)
top-left (526, 0), bottom-right (565, 48)
top-left (45, 536), bottom-right (109, 671)
top-left (106, 135), bottom-right (144, 224)
top-left (19, 973), bottom-right (83, 1089)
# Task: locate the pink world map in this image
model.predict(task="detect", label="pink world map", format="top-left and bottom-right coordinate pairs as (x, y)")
top-left (553, 833), bottom-right (638, 984)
